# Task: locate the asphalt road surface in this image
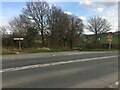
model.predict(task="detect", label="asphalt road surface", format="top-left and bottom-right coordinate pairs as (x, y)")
top-left (2, 51), bottom-right (118, 88)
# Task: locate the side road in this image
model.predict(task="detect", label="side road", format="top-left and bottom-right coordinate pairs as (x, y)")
top-left (2, 51), bottom-right (117, 61)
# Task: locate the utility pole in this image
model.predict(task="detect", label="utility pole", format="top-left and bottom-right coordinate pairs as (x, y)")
top-left (109, 41), bottom-right (112, 50)
top-left (18, 40), bottom-right (21, 51)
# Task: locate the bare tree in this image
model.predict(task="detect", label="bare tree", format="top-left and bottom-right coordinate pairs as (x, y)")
top-left (9, 14), bottom-right (39, 47)
top-left (87, 16), bottom-right (111, 44)
top-left (67, 16), bottom-right (83, 49)
top-left (9, 15), bottom-right (30, 36)
top-left (7, 1), bottom-right (84, 49)
top-left (0, 26), bottom-right (8, 36)
top-left (22, 0), bottom-right (49, 46)
top-left (47, 5), bottom-right (83, 49)
top-left (47, 6), bottom-right (70, 48)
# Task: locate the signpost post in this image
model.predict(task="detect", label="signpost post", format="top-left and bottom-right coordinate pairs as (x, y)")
top-left (14, 38), bottom-right (24, 51)
top-left (107, 33), bottom-right (113, 50)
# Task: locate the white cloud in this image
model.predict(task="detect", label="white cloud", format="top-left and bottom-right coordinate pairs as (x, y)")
top-left (64, 11), bottom-right (72, 15)
top-left (23, 5), bottom-right (27, 9)
top-left (97, 2), bottom-right (117, 7)
top-left (79, 0), bottom-right (92, 6)
top-left (49, 4), bottom-right (52, 9)
top-left (100, 7), bottom-right (118, 32)
top-left (83, 1), bottom-right (117, 33)
top-left (106, 13), bottom-right (117, 32)
top-left (83, 29), bottom-right (94, 35)
top-left (107, 12), bottom-right (115, 17)
top-left (79, 16), bottom-right (86, 21)
top-left (101, 16), bottom-right (108, 19)
top-left (94, 7), bottom-right (104, 13)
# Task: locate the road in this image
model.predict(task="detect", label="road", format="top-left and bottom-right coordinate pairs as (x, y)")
top-left (2, 51), bottom-right (118, 88)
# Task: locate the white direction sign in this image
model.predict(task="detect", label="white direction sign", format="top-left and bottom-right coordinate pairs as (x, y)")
top-left (13, 38), bottom-right (24, 51)
top-left (14, 38), bottom-right (24, 40)
top-left (19, 38), bottom-right (24, 40)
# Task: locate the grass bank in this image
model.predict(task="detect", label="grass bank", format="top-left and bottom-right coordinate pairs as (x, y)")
top-left (2, 47), bottom-right (71, 55)
top-left (2, 48), bottom-right (118, 55)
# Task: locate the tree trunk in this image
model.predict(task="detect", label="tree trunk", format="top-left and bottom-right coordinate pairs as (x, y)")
top-left (69, 40), bottom-right (73, 49)
top-left (41, 29), bottom-right (45, 47)
top-left (95, 33), bottom-right (98, 47)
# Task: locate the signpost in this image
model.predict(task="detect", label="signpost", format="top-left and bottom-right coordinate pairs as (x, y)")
top-left (107, 33), bottom-right (113, 50)
top-left (14, 38), bottom-right (24, 51)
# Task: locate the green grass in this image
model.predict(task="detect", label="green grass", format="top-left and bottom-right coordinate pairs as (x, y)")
top-left (2, 48), bottom-right (71, 55)
top-left (29, 49), bottom-right (71, 53)
top-left (29, 49), bottom-right (55, 53)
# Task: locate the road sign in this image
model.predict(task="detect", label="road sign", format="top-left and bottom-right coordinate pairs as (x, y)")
top-left (107, 34), bottom-right (112, 42)
top-left (107, 34), bottom-right (113, 50)
top-left (13, 38), bottom-right (24, 51)
top-left (14, 38), bottom-right (19, 40)
top-left (14, 38), bottom-right (24, 40)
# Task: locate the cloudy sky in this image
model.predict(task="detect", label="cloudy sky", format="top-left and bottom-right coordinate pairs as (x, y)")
top-left (0, 0), bottom-right (118, 34)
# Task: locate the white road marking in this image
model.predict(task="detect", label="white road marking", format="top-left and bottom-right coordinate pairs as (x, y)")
top-left (0, 55), bottom-right (117, 73)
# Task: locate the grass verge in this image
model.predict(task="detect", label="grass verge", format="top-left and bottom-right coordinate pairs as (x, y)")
top-left (2, 48), bottom-right (71, 55)
top-left (2, 47), bottom-right (118, 55)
